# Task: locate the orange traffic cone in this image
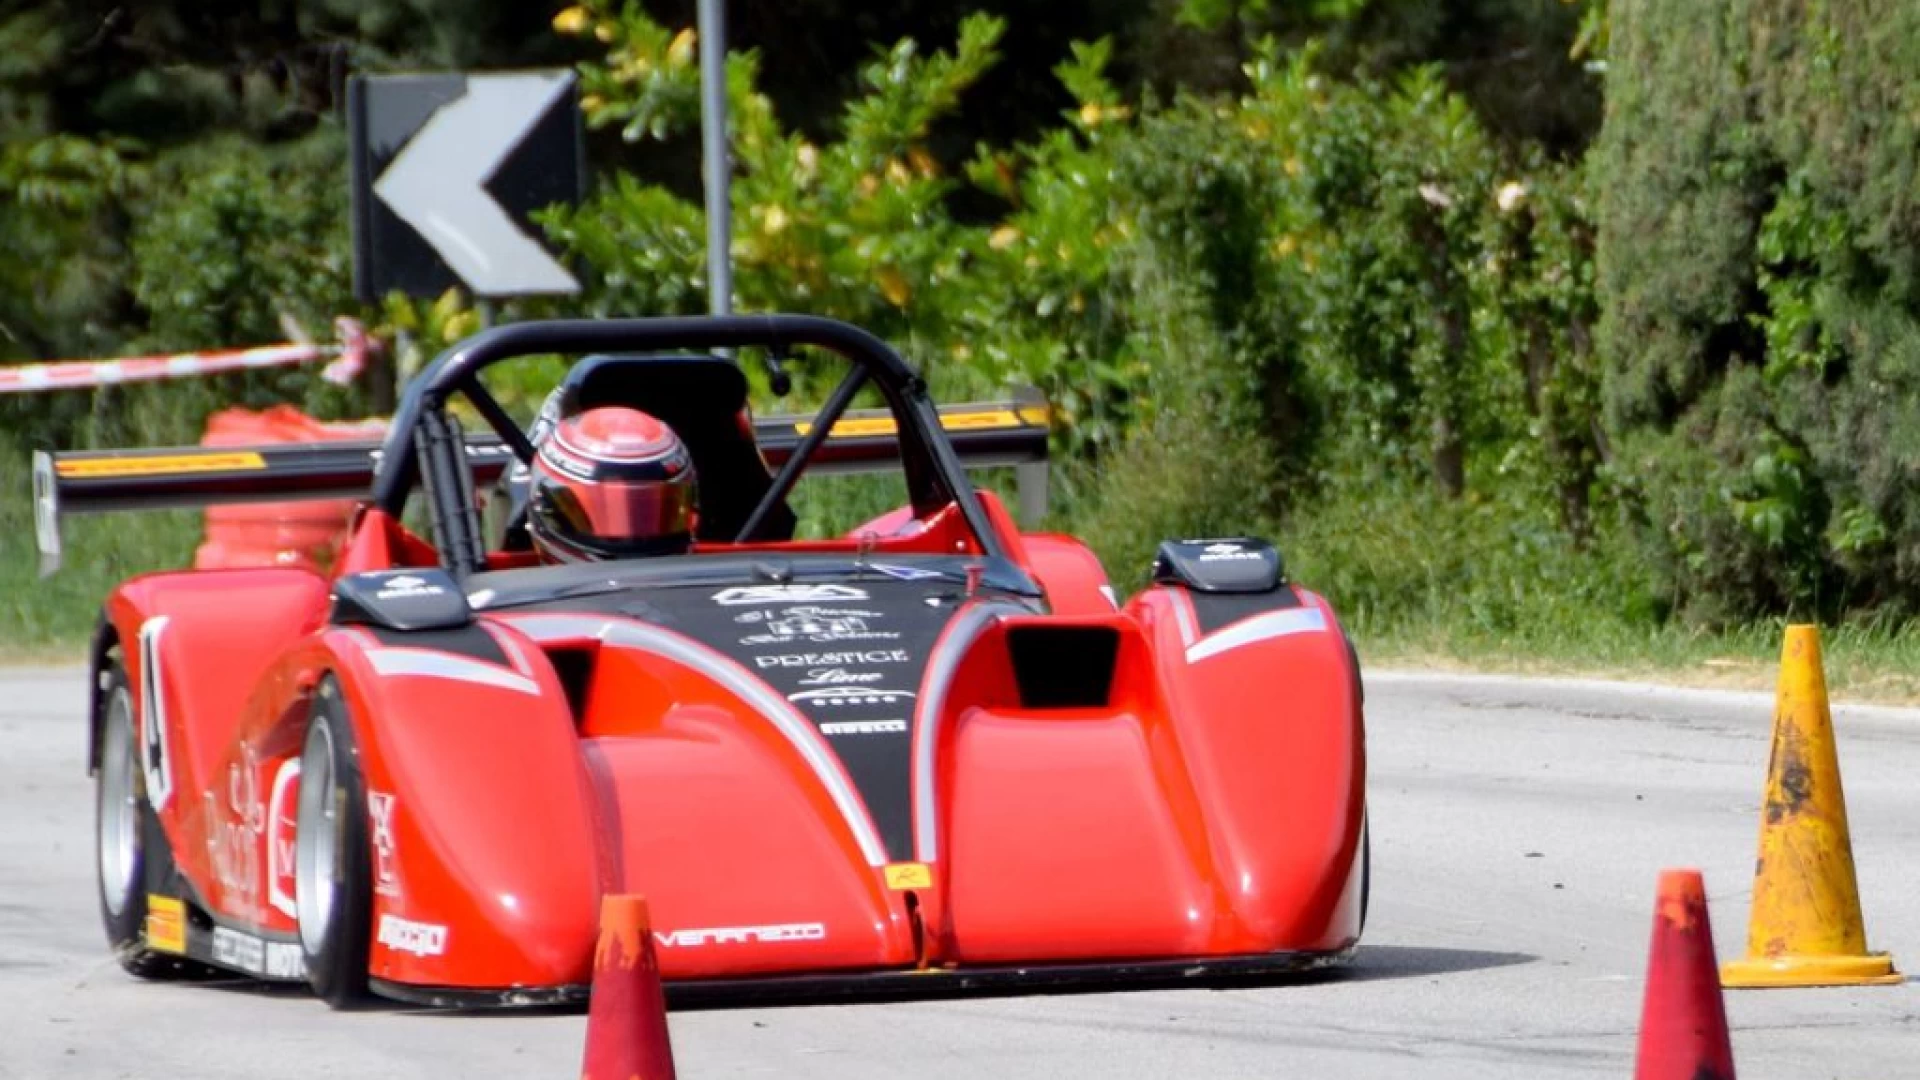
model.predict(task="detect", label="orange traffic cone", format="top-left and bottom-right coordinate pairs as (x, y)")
top-left (1720, 625), bottom-right (1900, 988)
top-left (1634, 869), bottom-right (1735, 1080)
top-left (580, 894), bottom-right (678, 1080)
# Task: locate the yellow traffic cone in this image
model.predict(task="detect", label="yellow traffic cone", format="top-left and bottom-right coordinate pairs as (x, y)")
top-left (1721, 625), bottom-right (1901, 987)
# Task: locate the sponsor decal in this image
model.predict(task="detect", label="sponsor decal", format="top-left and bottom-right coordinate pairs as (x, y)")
top-left (819, 719), bottom-right (909, 735)
top-left (789, 687), bottom-right (916, 708)
top-left (654, 922), bottom-right (827, 948)
top-left (211, 926), bottom-right (304, 977)
top-left (884, 862), bottom-right (933, 890)
top-left (206, 759), bottom-right (264, 919)
top-left (1198, 542), bottom-right (1263, 563)
top-left (56, 451), bottom-right (266, 479)
top-left (712, 584), bottom-right (870, 606)
top-left (145, 895), bottom-right (186, 954)
top-left (373, 573), bottom-right (445, 600)
top-left (937, 408), bottom-right (1028, 431)
top-left (377, 914), bottom-right (449, 957)
top-left (543, 444), bottom-right (598, 480)
top-left (136, 618), bottom-right (175, 812)
top-left (265, 941), bottom-right (305, 978)
top-left (265, 759), bottom-right (301, 919)
top-left (755, 650), bottom-right (908, 670)
top-left (797, 666), bottom-right (884, 685)
top-left (212, 926), bottom-right (262, 973)
top-left (792, 415), bottom-right (899, 438)
top-left (870, 563), bottom-right (948, 582)
top-left (367, 791), bottom-right (401, 898)
top-left (736, 606), bottom-right (899, 645)
top-left (792, 408), bottom-right (1027, 439)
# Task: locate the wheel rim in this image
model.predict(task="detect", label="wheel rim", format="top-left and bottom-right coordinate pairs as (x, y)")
top-left (295, 721), bottom-right (338, 955)
top-left (97, 685), bottom-right (140, 919)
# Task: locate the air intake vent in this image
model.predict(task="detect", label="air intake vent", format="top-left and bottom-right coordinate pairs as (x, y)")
top-left (544, 645), bottom-right (595, 723)
top-left (1006, 625), bottom-right (1119, 709)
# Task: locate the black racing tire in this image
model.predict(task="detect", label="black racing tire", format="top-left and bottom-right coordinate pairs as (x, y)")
top-left (94, 661), bottom-right (205, 979)
top-left (295, 678), bottom-right (375, 1008)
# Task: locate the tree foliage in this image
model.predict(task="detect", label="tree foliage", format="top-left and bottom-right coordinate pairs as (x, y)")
top-left (1596, 0), bottom-right (1920, 623)
top-left (544, 7), bottom-right (1606, 581)
top-left (1166, 0), bottom-right (1604, 153)
top-left (5, 0), bottom-right (1916, 642)
top-left (543, 4), bottom-right (1135, 452)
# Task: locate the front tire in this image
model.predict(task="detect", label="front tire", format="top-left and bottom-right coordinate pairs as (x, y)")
top-left (295, 678), bottom-right (374, 1008)
top-left (95, 662), bottom-right (202, 979)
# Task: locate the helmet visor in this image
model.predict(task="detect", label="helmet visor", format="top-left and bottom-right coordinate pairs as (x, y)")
top-left (534, 475), bottom-right (696, 557)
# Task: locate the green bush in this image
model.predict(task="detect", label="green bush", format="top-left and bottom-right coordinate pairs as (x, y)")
top-left (0, 134), bottom-right (140, 363)
top-left (0, 129), bottom-right (369, 459)
top-left (1596, 0), bottom-right (1920, 623)
top-left (1107, 45), bottom-right (1604, 525)
top-left (1055, 235), bottom-right (1283, 587)
top-left (1071, 44), bottom-right (1616, 633)
top-left (0, 128), bottom-right (378, 649)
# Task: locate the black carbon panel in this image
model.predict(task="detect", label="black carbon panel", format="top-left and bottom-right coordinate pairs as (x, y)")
top-left (1187, 585), bottom-right (1302, 636)
top-left (366, 622), bottom-right (509, 667)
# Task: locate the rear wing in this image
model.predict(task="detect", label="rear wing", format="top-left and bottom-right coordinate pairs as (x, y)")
top-left (33, 397), bottom-right (1051, 575)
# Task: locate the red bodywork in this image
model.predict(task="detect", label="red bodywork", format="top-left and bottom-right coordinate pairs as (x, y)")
top-left (98, 489), bottom-right (1365, 1001)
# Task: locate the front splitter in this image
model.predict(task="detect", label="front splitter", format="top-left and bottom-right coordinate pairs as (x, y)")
top-left (370, 944), bottom-right (1358, 1011)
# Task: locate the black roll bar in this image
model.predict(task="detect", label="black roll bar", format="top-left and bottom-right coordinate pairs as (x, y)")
top-left (375, 315), bottom-right (1014, 577)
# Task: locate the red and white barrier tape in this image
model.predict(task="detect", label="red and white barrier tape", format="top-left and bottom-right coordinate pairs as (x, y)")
top-left (0, 318), bottom-right (374, 394)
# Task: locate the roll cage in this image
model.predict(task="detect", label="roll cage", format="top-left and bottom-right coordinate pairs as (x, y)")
top-left (373, 315), bottom-right (1015, 579)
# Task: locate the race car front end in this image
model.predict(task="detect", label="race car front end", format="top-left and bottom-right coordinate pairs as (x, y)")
top-left (318, 539), bottom-right (1362, 1005)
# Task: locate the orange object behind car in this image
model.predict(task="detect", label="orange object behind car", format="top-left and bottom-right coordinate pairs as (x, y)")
top-left (195, 406), bottom-right (388, 572)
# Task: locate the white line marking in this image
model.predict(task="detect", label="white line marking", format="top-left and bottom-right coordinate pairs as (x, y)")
top-left (365, 648), bottom-right (540, 694)
top-left (1185, 607), bottom-right (1328, 664)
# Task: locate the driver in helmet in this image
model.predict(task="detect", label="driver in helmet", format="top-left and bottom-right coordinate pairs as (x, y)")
top-left (525, 403), bottom-right (699, 563)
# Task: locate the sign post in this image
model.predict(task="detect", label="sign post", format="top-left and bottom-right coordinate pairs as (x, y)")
top-left (698, 0), bottom-right (733, 317)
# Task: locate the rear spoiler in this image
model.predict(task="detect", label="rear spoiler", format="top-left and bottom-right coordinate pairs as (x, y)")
top-left (33, 397), bottom-right (1051, 575)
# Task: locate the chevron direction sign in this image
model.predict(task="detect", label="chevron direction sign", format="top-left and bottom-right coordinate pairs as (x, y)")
top-left (349, 71), bottom-right (584, 302)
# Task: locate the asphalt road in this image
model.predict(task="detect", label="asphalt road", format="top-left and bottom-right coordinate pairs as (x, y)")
top-left (2, 665), bottom-right (1916, 1080)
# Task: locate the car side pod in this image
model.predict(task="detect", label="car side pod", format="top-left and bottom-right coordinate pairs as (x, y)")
top-left (580, 895), bottom-right (677, 1080)
top-left (1633, 869), bottom-right (1735, 1080)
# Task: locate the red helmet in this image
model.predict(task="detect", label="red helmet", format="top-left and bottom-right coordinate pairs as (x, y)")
top-left (527, 406), bottom-right (698, 562)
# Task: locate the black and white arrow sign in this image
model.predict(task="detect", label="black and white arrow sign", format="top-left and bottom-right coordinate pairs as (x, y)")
top-left (349, 71), bottom-right (584, 302)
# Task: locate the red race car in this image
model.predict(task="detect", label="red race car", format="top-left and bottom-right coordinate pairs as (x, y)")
top-left (37, 315), bottom-right (1367, 1008)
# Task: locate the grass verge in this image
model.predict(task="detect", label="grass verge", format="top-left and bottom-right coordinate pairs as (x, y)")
top-left (1279, 480), bottom-right (1920, 706)
top-left (1352, 618), bottom-right (1920, 706)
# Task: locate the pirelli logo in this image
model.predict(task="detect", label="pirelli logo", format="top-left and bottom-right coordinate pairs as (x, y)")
top-left (884, 862), bottom-right (933, 891)
top-left (56, 451), bottom-right (268, 479)
top-left (145, 895), bottom-right (186, 954)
